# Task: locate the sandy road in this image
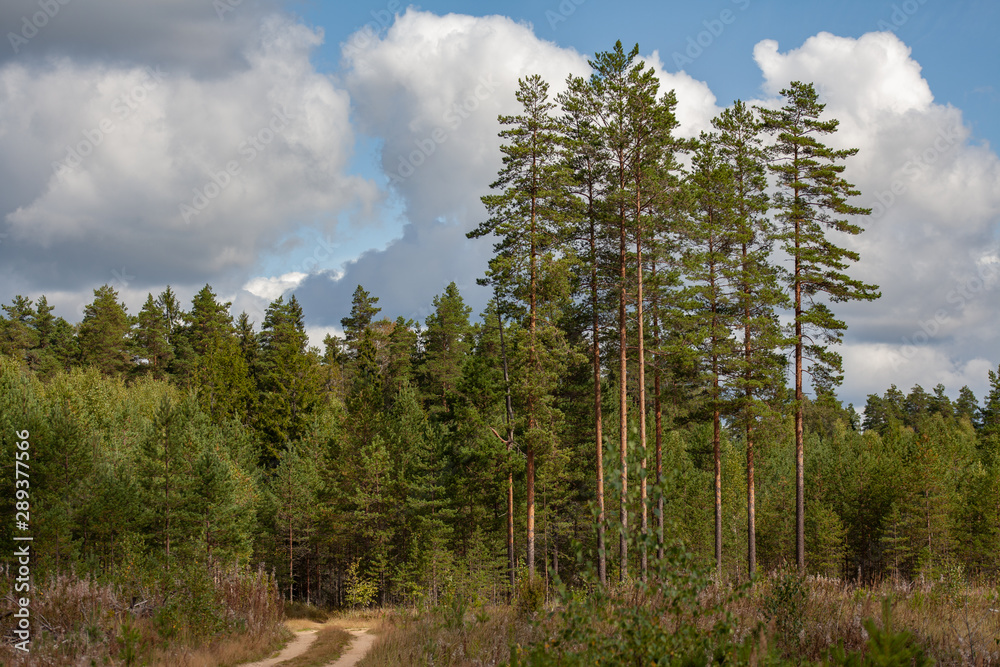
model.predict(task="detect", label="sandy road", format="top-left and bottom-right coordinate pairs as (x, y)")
top-left (237, 623), bottom-right (376, 667)
top-left (238, 629), bottom-right (319, 667)
top-left (323, 628), bottom-right (375, 667)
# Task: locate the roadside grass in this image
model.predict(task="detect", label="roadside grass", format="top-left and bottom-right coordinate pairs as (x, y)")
top-left (731, 572), bottom-right (1000, 664)
top-left (352, 574), bottom-right (1000, 666)
top-left (147, 624), bottom-right (292, 667)
top-left (7, 570), bottom-right (994, 665)
top-left (270, 625), bottom-right (352, 667)
top-left (0, 565), bottom-right (285, 666)
top-left (357, 605), bottom-right (533, 667)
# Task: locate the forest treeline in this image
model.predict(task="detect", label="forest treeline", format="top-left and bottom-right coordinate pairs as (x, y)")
top-left (3, 42), bottom-right (1000, 612)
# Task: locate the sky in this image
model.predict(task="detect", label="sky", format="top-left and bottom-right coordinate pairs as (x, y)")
top-left (0, 0), bottom-right (998, 411)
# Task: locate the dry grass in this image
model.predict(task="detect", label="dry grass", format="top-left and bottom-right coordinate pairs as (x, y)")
top-left (147, 625), bottom-right (293, 667)
top-left (726, 573), bottom-right (1000, 664)
top-left (349, 575), bottom-right (1000, 666)
top-left (0, 565), bottom-right (285, 666)
top-left (273, 625), bottom-right (352, 667)
top-left (357, 605), bottom-right (534, 667)
top-left (325, 607), bottom-right (392, 635)
top-left (5, 572), bottom-right (997, 665)
top-left (286, 618), bottom-right (329, 633)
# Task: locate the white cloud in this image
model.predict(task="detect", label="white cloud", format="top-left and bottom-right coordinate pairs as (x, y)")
top-left (749, 31), bottom-right (1000, 405)
top-left (342, 9), bottom-right (590, 223)
top-left (2, 6), bottom-right (998, 412)
top-left (295, 9), bottom-right (592, 325)
top-left (753, 32), bottom-right (932, 116)
top-left (305, 325), bottom-right (343, 350)
top-left (641, 50), bottom-right (722, 139)
top-left (0, 14), bottom-right (379, 310)
top-left (243, 271), bottom-right (307, 300)
top-left (842, 343), bottom-right (994, 406)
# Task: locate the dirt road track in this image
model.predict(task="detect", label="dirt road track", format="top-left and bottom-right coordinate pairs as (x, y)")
top-left (237, 624), bottom-right (375, 667)
top-left (239, 629), bottom-right (318, 667)
top-left (323, 629), bottom-right (375, 667)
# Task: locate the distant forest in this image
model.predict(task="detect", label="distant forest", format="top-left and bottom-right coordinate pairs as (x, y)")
top-left (3, 42), bottom-right (1000, 614)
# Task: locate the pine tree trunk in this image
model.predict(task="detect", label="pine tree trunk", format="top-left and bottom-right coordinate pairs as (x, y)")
top-left (743, 242), bottom-right (757, 578)
top-left (527, 449), bottom-right (535, 577)
top-left (710, 248), bottom-right (722, 577)
top-left (747, 420), bottom-right (756, 577)
top-left (618, 197), bottom-right (629, 583)
top-left (527, 167), bottom-right (538, 579)
top-left (497, 307), bottom-right (516, 592)
top-left (795, 214), bottom-right (805, 574)
top-left (652, 257), bottom-right (664, 561)
top-left (636, 200), bottom-right (648, 583)
top-left (508, 469), bottom-right (515, 591)
top-left (714, 400), bottom-right (722, 576)
top-left (589, 197), bottom-right (607, 586)
top-left (165, 420), bottom-right (171, 571)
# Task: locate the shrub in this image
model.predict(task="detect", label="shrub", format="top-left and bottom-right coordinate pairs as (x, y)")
top-left (284, 599), bottom-right (329, 622)
top-left (509, 541), bottom-right (758, 666)
top-left (827, 597), bottom-right (932, 666)
top-left (763, 569), bottom-right (807, 652)
top-left (515, 575), bottom-right (546, 618)
top-left (345, 558), bottom-right (379, 609)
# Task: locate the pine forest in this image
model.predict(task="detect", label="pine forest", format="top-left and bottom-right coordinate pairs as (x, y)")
top-left (3, 40), bottom-right (1000, 666)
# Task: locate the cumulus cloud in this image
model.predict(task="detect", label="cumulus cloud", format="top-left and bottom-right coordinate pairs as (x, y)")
top-left (641, 50), bottom-right (722, 138)
top-left (0, 0), bottom-right (282, 76)
top-left (0, 13), bottom-right (379, 313)
top-left (243, 272), bottom-right (307, 301)
top-left (3, 4), bottom-right (998, 412)
top-left (294, 9), bottom-right (592, 326)
top-left (750, 31), bottom-right (1000, 404)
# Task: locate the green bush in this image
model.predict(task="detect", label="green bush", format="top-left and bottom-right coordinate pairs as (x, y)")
top-left (509, 541), bottom-right (759, 666)
top-left (826, 597), bottom-right (932, 666)
top-left (284, 600), bottom-right (329, 622)
top-left (345, 557), bottom-right (379, 608)
top-left (763, 569), bottom-right (807, 652)
top-left (118, 615), bottom-right (141, 666)
top-left (515, 575), bottom-right (546, 618)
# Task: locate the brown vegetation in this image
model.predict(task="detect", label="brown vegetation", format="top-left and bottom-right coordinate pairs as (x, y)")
top-left (0, 564), bottom-right (284, 666)
top-left (353, 572), bottom-right (1000, 666)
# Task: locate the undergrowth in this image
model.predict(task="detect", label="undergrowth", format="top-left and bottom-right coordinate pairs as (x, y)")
top-left (0, 562), bottom-right (284, 666)
top-left (353, 546), bottom-right (1000, 666)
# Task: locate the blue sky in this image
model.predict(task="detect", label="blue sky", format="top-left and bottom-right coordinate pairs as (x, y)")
top-left (0, 0), bottom-right (998, 410)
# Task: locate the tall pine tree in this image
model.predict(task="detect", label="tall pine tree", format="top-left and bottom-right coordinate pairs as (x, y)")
top-left (470, 73), bottom-right (573, 578)
top-left (713, 100), bottom-right (788, 577)
top-left (759, 81), bottom-right (879, 572)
